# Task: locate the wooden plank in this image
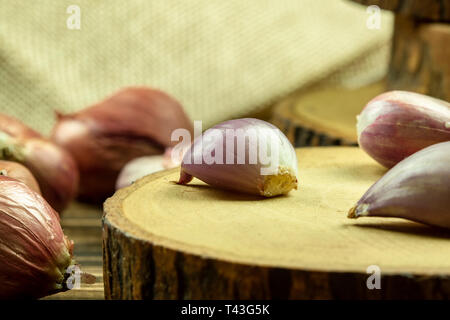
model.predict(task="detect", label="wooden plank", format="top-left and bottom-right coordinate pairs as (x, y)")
top-left (44, 203), bottom-right (104, 300)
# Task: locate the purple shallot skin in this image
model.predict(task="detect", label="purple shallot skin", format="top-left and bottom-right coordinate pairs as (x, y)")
top-left (0, 176), bottom-right (75, 299)
top-left (349, 141), bottom-right (450, 229)
top-left (357, 91), bottom-right (450, 168)
top-left (178, 118), bottom-right (298, 197)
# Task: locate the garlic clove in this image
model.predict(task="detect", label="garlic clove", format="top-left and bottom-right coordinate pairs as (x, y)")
top-left (357, 91), bottom-right (450, 168)
top-left (348, 141), bottom-right (450, 229)
top-left (0, 176), bottom-right (78, 299)
top-left (178, 118), bottom-right (298, 197)
top-left (51, 87), bottom-right (193, 202)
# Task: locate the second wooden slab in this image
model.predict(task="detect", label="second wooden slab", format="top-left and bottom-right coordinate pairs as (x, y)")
top-left (271, 82), bottom-right (385, 146)
top-left (103, 147), bottom-right (450, 299)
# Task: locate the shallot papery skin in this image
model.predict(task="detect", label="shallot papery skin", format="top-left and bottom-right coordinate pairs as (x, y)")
top-left (0, 115), bottom-right (79, 212)
top-left (51, 87), bottom-right (193, 202)
top-left (348, 141), bottom-right (450, 229)
top-left (0, 176), bottom-right (75, 299)
top-left (178, 118), bottom-right (298, 197)
top-left (357, 91), bottom-right (450, 168)
top-left (0, 160), bottom-right (41, 194)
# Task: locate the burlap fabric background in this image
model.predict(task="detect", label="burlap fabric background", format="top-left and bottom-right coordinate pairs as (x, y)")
top-left (0, 0), bottom-right (393, 135)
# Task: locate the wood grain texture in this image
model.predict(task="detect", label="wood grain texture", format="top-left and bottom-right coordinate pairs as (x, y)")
top-left (103, 147), bottom-right (450, 300)
top-left (350, 0), bottom-right (450, 22)
top-left (43, 203), bottom-right (104, 300)
top-left (271, 83), bottom-right (385, 147)
top-left (388, 15), bottom-right (450, 101)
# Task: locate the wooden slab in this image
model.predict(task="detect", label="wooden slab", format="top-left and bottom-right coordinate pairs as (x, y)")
top-left (271, 82), bottom-right (385, 147)
top-left (350, 0), bottom-right (450, 22)
top-left (388, 15), bottom-right (450, 101)
top-left (103, 147), bottom-right (450, 299)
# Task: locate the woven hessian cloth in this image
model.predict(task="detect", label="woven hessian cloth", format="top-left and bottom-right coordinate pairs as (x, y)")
top-left (0, 0), bottom-right (393, 135)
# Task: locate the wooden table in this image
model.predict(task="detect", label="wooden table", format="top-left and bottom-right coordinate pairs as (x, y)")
top-left (43, 203), bottom-right (105, 300)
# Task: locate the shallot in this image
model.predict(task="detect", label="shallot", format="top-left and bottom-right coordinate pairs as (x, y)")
top-left (178, 118), bottom-right (298, 197)
top-left (116, 146), bottom-right (187, 190)
top-left (0, 114), bottom-right (79, 212)
top-left (357, 91), bottom-right (450, 168)
top-left (0, 176), bottom-right (79, 299)
top-left (51, 87), bottom-right (193, 202)
top-left (348, 141), bottom-right (450, 229)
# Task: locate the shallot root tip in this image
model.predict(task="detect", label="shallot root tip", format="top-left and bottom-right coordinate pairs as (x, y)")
top-left (348, 203), bottom-right (369, 219)
top-left (347, 205), bottom-right (358, 219)
top-left (259, 168), bottom-right (298, 197)
top-left (60, 264), bottom-right (96, 292)
top-left (65, 236), bottom-right (74, 256)
top-left (177, 170), bottom-right (193, 185)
